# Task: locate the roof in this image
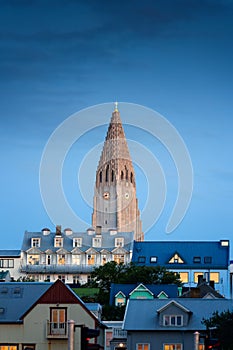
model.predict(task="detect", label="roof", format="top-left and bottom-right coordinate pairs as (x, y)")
top-left (21, 230), bottom-right (134, 253)
top-left (132, 241), bottom-right (229, 269)
top-left (0, 282), bottom-right (52, 323)
top-left (110, 283), bottom-right (178, 304)
top-left (0, 271), bottom-right (10, 280)
top-left (123, 298), bottom-right (233, 331)
top-left (0, 250), bottom-right (21, 257)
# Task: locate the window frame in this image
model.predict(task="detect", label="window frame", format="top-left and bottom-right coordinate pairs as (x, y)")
top-left (73, 238), bottom-right (82, 248)
top-left (31, 238), bottom-right (40, 248)
top-left (163, 314), bottom-right (183, 327)
top-left (54, 237), bottom-right (63, 248)
top-left (136, 343), bottom-right (150, 350)
top-left (115, 237), bottom-right (124, 248)
top-left (163, 344), bottom-right (182, 350)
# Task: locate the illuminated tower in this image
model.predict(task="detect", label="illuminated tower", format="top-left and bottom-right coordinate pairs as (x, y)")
top-left (92, 103), bottom-right (143, 241)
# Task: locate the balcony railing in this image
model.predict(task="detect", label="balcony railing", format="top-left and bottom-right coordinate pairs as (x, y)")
top-left (20, 264), bottom-right (96, 274)
top-left (47, 321), bottom-right (68, 338)
top-left (113, 328), bottom-right (127, 338)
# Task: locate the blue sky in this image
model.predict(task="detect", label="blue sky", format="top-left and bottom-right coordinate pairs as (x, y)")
top-left (0, 0), bottom-right (233, 250)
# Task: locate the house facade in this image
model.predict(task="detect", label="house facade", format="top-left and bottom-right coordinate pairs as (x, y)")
top-left (0, 279), bottom-right (104, 350)
top-left (123, 298), bottom-right (233, 350)
top-left (19, 226), bottom-right (134, 284)
top-left (132, 240), bottom-right (230, 298)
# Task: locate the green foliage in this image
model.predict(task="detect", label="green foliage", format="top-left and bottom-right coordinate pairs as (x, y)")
top-left (102, 304), bottom-right (126, 321)
top-left (203, 310), bottom-right (233, 350)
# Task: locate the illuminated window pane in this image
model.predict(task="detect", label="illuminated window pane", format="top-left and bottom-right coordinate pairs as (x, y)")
top-left (210, 272), bottom-right (220, 283)
top-left (179, 272), bottom-right (189, 283)
top-left (194, 272), bottom-right (204, 283)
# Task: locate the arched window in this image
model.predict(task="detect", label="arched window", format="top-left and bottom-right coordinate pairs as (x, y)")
top-left (106, 165), bottom-right (109, 182)
top-left (99, 171), bottom-right (102, 183)
top-left (121, 171), bottom-right (124, 180)
top-left (130, 172), bottom-right (133, 183)
top-left (125, 167), bottom-right (129, 180)
top-left (111, 170), bottom-right (114, 182)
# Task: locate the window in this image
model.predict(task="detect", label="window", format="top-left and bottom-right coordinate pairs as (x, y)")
top-left (102, 254), bottom-right (107, 265)
top-left (58, 275), bottom-right (65, 283)
top-left (178, 272), bottom-right (189, 283)
top-left (73, 238), bottom-right (82, 247)
top-left (58, 254), bottom-right (66, 265)
top-left (194, 272), bottom-right (204, 283)
top-left (31, 238), bottom-right (40, 247)
top-left (113, 254), bottom-right (125, 264)
top-left (23, 346), bottom-right (35, 350)
top-left (163, 315), bottom-right (183, 326)
top-left (136, 344), bottom-right (150, 350)
top-left (49, 308), bottom-right (67, 335)
top-left (164, 344), bottom-right (182, 350)
top-left (28, 254), bottom-right (40, 265)
top-left (87, 254), bottom-right (95, 265)
top-left (220, 240), bottom-right (229, 246)
top-left (54, 237), bottom-right (63, 248)
top-left (0, 346), bottom-right (18, 350)
top-left (150, 256), bottom-right (157, 263)
top-left (138, 256), bottom-right (146, 263)
top-left (204, 256), bottom-right (212, 264)
top-left (0, 259), bottom-right (14, 268)
top-left (115, 237), bottom-right (124, 247)
top-left (72, 255), bottom-right (80, 265)
top-left (169, 253), bottom-right (184, 264)
top-left (93, 237), bottom-right (102, 248)
top-left (47, 255), bottom-right (51, 265)
top-left (73, 275), bottom-right (79, 284)
top-left (210, 272), bottom-right (220, 283)
top-left (193, 256), bottom-right (201, 263)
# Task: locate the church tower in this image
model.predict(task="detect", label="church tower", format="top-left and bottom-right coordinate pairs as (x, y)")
top-left (92, 103), bottom-right (143, 241)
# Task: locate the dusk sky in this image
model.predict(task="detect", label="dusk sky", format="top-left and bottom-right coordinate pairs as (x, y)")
top-left (1, 0), bottom-right (233, 251)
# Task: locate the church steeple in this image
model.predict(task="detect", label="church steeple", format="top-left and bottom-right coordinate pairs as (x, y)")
top-left (92, 104), bottom-right (143, 241)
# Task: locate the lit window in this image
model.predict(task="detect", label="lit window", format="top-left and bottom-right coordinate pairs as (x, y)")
top-left (72, 255), bottom-right (80, 265)
top-left (58, 254), bottom-right (66, 265)
top-left (31, 238), bottom-right (40, 247)
top-left (48, 308), bottom-right (67, 336)
top-left (73, 238), bottom-right (82, 247)
top-left (87, 254), bottom-right (95, 265)
top-left (113, 254), bottom-right (125, 264)
top-left (178, 272), bottom-right (189, 283)
top-left (102, 254), bottom-right (107, 265)
top-left (115, 238), bottom-right (124, 247)
top-left (194, 272), bottom-right (204, 283)
top-left (164, 344), bottom-right (182, 350)
top-left (210, 272), bottom-right (220, 283)
top-left (163, 315), bottom-right (183, 326)
top-left (220, 240), bottom-right (229, 246)
top-left (169, 254), bottom-right (184, 264)
top-left (28, 254), bottom-right (40, 265)
top-left (0, 346), bottom-right (18, 350)
top-left (136, 344), bottom-right (150, 350)
top-left (54, 237), bottom-right (63, 248)
top-left (150, 256), bottom-right (157, 263)
top-left (204, 256), bottom-right (212, 264)
top-left (93, 237), bottom-right (102, 247)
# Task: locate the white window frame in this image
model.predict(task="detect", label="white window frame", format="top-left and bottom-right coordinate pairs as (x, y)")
top-left (92, 237), bottom-right (102, 248)
top-left (54, 237), bottom-right (63, 248)
top-left (163, 314), bottom-right (183, 326)
top-left (115, 237), bottom-right (124, 247)
top-left (31, 237), bottom-right (40, 247)
top-left (73, 238), bottom-right (82, 247)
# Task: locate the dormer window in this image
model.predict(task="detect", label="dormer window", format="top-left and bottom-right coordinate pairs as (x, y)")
top-left (92, 237), bottom-right (102, 248)
top-left (54, 237), bottom-right (63, 248)
top-left (73, 238), bottom-right (82, 247)
top-left (115, 237), bottom-right (124, 248)
top-left (31, 238), bottom-right (40, 248)
top-left (168, 253), bottom-right (184, 264)
top-left (163, 315), bottom-right (183, 326)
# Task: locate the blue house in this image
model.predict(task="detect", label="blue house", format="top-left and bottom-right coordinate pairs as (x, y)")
top-left (123, 298), bottom-right (233, 350)
top-left (132, 240), bottom-right (230, 298)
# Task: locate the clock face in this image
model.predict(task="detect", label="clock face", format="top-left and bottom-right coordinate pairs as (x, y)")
top-left (103, 192), bottom-right (110, 200)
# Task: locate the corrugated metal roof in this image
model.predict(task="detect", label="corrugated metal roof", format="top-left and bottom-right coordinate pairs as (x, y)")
top-left (0, 250), bottom-right (21, 257)
top-left (123, 298), bottom-right (233, 331)
top-left (132, 241), bottom-right (229, 268)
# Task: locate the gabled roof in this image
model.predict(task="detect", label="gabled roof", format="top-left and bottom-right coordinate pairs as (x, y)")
top-left (123, 298), bottom-right (233, 331)
top-left (109, 283), bottom-right (178, 305)
top-left (156, 300), bottom-right (191, 313)
top-left (132, 241), bottom-right (229, 268)
top-left (0, 279), bottom-right (96, 324)
top-left (129, 283), bottom-right (154, 296)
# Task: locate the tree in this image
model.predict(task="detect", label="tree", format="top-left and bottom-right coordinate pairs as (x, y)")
top-left (203, 310), bottom-right (233, 350)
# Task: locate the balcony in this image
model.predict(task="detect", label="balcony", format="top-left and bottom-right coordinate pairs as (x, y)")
top-left (20, 264), bottom-right (96, 274)
top-left (113, 328), bottom-right (127, 339)
top-left (47, 321), bottom-right (68, 339)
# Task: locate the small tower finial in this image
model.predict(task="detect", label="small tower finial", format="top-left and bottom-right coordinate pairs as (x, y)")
top-left (114, 101), bottom-right (118, 112)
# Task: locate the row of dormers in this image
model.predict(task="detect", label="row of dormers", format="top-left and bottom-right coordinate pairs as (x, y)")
top-left (137, 253), bottom-right (213, 265)
top-left (40, 226), bottom-right (118, 236)
top-left (31, 236), bottom-right (125, 249)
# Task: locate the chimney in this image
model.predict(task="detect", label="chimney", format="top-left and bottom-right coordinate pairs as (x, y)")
top-left (209, 280), bottom-right (215, 289)
top-left (96, 226), bottom-right (102, 236)
top-left (56, 225), bottom-right (62, 236)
